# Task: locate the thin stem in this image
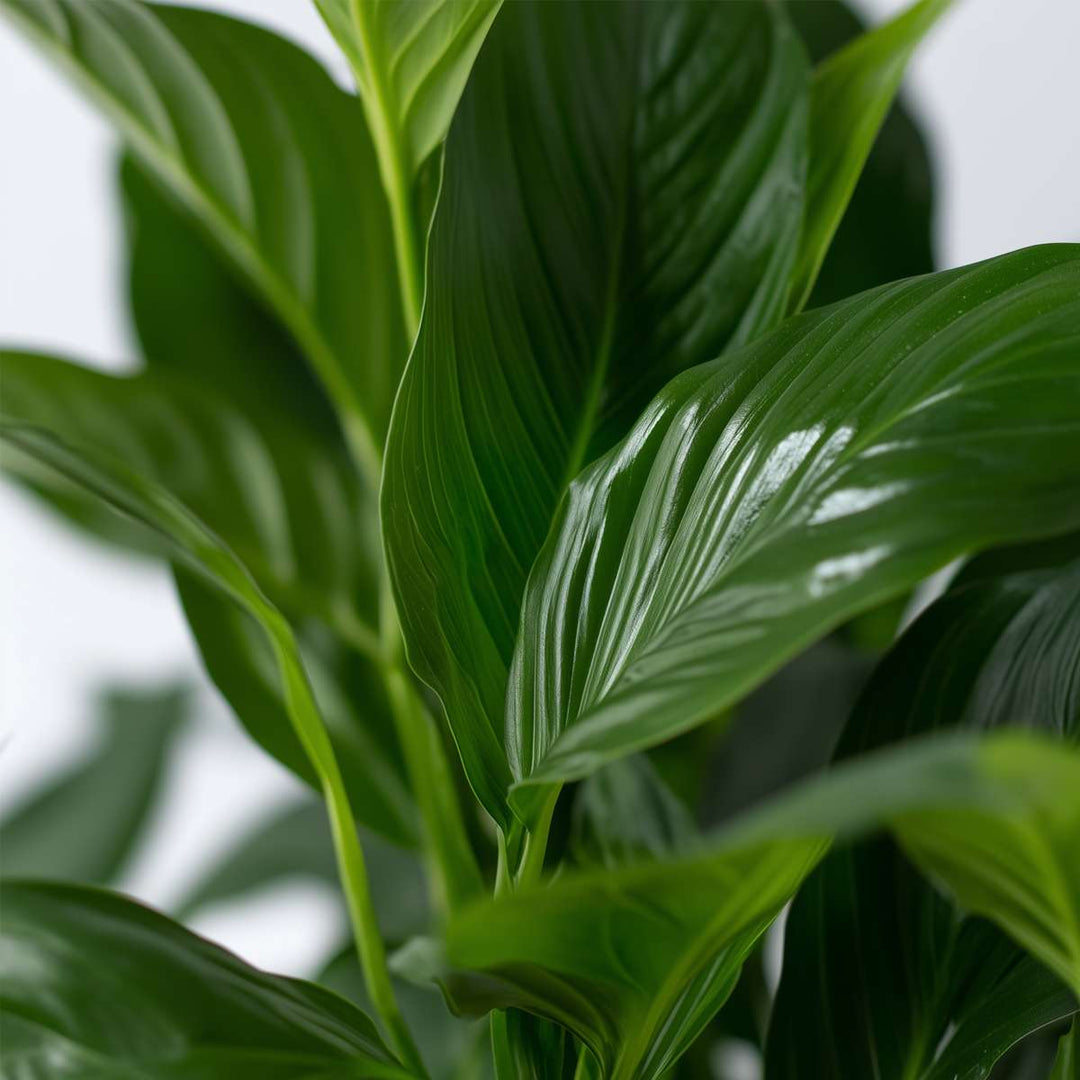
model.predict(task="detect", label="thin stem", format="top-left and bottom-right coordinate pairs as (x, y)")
top-left (347, 0), bottom-right (424, 338)
top-left (515, 787), bottom-right (561, 890)
top-left (266, 626), bottom-right (425, 1075)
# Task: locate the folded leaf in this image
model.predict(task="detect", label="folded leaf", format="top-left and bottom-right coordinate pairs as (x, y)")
top-left (0, 881), bottom-right (414, 1078)
top-left (786, 0), bottom-right (936, 306)
top-left (439, 733), bottom-right (1080, 1080)
top-left (507, 245), bottom-right (1080, 821)
top-left (0, 351), bottom-right (417, 846)
top-left (767, 547), bottom-right (1080, 1079)
top-left (313, 0), bottom-right (501, 324)
top-left (383, 0), bottom-right (809, 825)
top-left (0, 683), bottom-right (187, 885)
top-left (788, 0), bottom-right (953, 311)
top-left (1052, 1021), bottom-right (1079, 1080)
top-left (1, 0), bottom-right (407, 467)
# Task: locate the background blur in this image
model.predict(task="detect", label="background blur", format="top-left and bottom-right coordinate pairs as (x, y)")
top-left (3, 0), bottom-right (1079, 978)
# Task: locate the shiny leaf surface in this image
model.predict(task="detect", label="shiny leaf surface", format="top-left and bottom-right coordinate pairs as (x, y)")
top-left (383, 0), bottom-right (809, 824)
top-left (438, 734), bottom-right (1080, 1080)
top-left (0, 684), bottom-right (187, 885)
top-left (768, 546), bottom-right (1080, 1079)
top-left (507, 245), bottom-right (1080, 820)
top-left (1, 0), bottom-right (407, 466)
top-left (0, 881), bottom-right (413, 1078)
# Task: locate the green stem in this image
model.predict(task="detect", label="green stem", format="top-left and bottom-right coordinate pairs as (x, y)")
top-left (514, 788), bottom-right (560, 890)
top-left (384, 664), bottom-right (484, 915)
top-left (267, 625), bottom-right (425, 1075)
top-left (348, 0), bottom-right (424, 338)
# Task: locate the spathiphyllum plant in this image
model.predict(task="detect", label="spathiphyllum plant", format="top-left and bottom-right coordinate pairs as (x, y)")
top-left (3, 0), bottom-right (1080, 1075)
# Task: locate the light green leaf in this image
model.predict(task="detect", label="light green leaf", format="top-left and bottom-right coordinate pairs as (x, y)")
top-left (0, 350), bottom-right (418, 847)
top-left (507, 246), bottom-right (1080, 823)
top-left (1052, 1021), bottom-right (1079, 1080)
top-left (0, 880), bottom-right (415, 1078)
top-left (1, 0), bottom-right (407, 470)
top-left (788, 0), bottom-right (954, 311)
top-left (785, 0), bottom-right (937, 307)
top-left (437, 734), bottom-right (1080, 1080)
top-left (312, 0), bottom-right (501, 330)
top-left (383, 0), bottom-right (809, 826)
top-left (0, 684), bottom-right (187, 885)
top-left (768, 544), bottom-right (1080, 1079)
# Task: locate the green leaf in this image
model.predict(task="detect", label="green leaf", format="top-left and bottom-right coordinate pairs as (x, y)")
top-left (0, 0), bottom-right (407, 469)
top-left (788, 0), bottom-right (953, 311)
top-left (0, 880), bottom-right (415, 1078)
top-left (0, 683), bottom-right (187, 885)
top-left (507, 245), bottom-right (1080, 822)
top-left (1052, 1021), bottom-right (1079, 1080)
top-left (785, 0), bottom-right (937, 306)
top-left (383, 0), bottom-right (810, 826)
top-left (322, 944), bottom-right (491, 1080)
top-left (312, 0), bottom-right (501, 330)
top-left (0, 350), bottom-right (418, 847)
top-left (437, 733), bottom-right (1080, 1080)
top-left (176, 799), bottom-right (429, 947)
top-left (768, 547), bottom-right (1080, 1079)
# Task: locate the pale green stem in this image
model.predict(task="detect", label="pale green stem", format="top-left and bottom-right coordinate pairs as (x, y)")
top-left (266, 626), bottom-right (425, 1075)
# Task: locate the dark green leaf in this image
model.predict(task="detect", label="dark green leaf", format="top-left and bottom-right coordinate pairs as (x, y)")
top-left (437, 734), bottom-right (1080, 1080)
top-left (507, 246), bottom-right (1080, 823)
top-left (1, 0), bottom-right (407, 468)
top-left (0, 684), bottom-right (187, 885)
top-left (0, 880), bottom-right (414, 1078)
top-left (383, 0), bottom-right (809, 825)
top-left (787, 0), bottom-right (953, 311)
top-left (0, 351), bottom-right (418, 847)
top-left (768, 547), bottom-right (1080, 1079)
top-left (786, 0), bottom-right (936, 306)
top-left (176, 800), bottom-right (429, 947)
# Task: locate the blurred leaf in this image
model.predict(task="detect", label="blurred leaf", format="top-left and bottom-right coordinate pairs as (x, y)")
top-left (383, 0), bottom-right (809, 826)
top-left (0, 880), bottom-right (415, 1078)
top-left (0, 0), bottom-right (407, 467)
top-left (322, 945), bottom-right (490, 1080)
top-left (437, 734), bottom-right (1080, 1080)
top-left (570, 755), bottom-right (697, 870)
top-left (0, 351), bottom-right (418, 847)
top-left (177, 800), bottom-right (429, 946)
top-left (787, 0), bottom-right (952, 311)
top-left (505, 246), bottom-right (1080, 825)
top-left (1052, 1022), bottom-right (1079, 1080)
top-left (767, 547), bottom-right (1080, 1079)
top-left (0, 683), bottom-right (187, 885)
top-left (786, 0), bottom-right (936, 306)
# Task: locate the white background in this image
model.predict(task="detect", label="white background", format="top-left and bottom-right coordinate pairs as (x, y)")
top-left (2, 0), bottom-right (1079, 979)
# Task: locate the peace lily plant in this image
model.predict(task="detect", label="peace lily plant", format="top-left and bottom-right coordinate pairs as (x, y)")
top-left (1, 0), bottom-right (1078, 1076)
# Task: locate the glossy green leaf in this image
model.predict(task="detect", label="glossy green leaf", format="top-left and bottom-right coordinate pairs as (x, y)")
top-left (0, 880), bottom-right (414, 1078)
top-left (786, 0), bottom-right (936, 306)
top-left (436, 734), bottom-right (1080, 1079)
top-left (383, 0), bottom-right (809, 825)
top-left (0, 350), bottom-right (418, 847)
top-left (507, 245), bottom-right (1080, 822)
top-left (768, 546), bottom-right (1080, 1079)
top-left (0, 684), bottom-right (187, 885)
top-left (0, 0), bottom-right (407, 469)
top-left (176, 800), bottom-right (429, 946)
top-left (788, 0), bottom-right (953, 311)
